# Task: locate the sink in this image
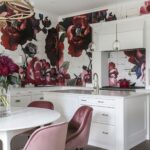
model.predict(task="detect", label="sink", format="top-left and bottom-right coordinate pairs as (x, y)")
top-left (53, 89), bottom-right (94, 94)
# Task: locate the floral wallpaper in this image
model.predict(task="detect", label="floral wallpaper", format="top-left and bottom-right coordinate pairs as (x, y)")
top-left (57, 9), bottom-right (117, 86)
top-left (0, 13), bottom-right (67, 86)
top-left (0, 0), bottom-right (148, 87)
top-left (108, 48), bottom-right (146, 87)
top-left (0, 7), bottom-right (117, 87)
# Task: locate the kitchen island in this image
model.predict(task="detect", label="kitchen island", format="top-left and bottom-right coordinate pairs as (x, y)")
top-left (43, 89), bottom-right (149, 150)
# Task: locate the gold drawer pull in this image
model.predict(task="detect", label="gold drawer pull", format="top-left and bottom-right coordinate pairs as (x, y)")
top-left (40, 97), bottom-right (44, 100)
top-left (102, 113), bottom-right (109, 117)
top-left (102, 131), bottom-right (109, 135)
top-left (15, 100), bottom-right (21, 103)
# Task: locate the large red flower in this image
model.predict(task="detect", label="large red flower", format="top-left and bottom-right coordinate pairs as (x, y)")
top-left (1, 26), bottom-right (20, 50)
top-left (67, 15), bottom-right (92, 57)
top-left (1, 16), bottom-right (40, 51)
top-left (45, 28), bottom-right (64, 67)
top-left (25, 57), bottom-right (51, 85)
top-left (0, 56), bottom-right (19, 76)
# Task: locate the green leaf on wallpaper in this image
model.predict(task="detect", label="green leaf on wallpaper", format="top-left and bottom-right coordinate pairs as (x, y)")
top-left (60, 33), bottom-right (66, 42)
top-left (60, 61), bottom-right (70, 70)
top-left (7, 75), bottom-right (20, 85)
top-left (39, 13), bottom-right (44, 20)
top-left (59, 24), bottom-right (66, 32)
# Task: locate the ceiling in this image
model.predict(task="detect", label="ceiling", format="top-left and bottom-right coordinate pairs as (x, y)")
top-left (32, 0), bottom-right (140, 16)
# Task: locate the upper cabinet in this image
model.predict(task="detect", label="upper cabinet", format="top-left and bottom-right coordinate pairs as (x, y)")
top-left (91, 16), bottom-right (147, 51)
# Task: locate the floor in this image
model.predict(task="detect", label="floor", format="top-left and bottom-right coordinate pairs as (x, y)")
top-left (0, 140), bottom-right (150, 150)
top-left (85, 140), bottom-right (150, 150)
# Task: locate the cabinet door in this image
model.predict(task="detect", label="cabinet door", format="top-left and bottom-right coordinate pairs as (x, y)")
top-left (44, 93), bottom-right (78, 121)
top-left (89, 122), bottom-right (115, 150)
top-left (31, 94), bottom-right (44, 101)
top-left (11, 95), bottom-right (31, 107)
top-left (91, 106), bottom-right (115, 125)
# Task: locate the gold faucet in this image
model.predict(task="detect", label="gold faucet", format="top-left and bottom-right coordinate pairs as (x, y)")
top-left (93, 73), bottom-right (99, 94)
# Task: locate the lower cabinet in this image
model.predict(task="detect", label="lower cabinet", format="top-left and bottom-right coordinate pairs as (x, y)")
top-left (10, 91), bottom-right (44, 107)
top-left (11, 95), bottom-right (32, 107)
top-left (89, 123), bottom-right (115, 150)
top-left (79, 95), bottom-right (116, 150)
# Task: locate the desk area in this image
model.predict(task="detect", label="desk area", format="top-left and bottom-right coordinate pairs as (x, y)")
top-left (0, 107), bottom-right (60, 150)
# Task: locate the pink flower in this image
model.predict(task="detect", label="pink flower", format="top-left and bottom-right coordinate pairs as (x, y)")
top-left (0, 56), bottom-right (19, 76)
top-left (140, 1), bottom-right (150, 15)
top-left (0, 55), bottom-right (20, 91)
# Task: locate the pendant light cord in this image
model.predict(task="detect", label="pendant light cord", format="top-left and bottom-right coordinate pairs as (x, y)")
top-left (116, 24), bottom-right (118, 41)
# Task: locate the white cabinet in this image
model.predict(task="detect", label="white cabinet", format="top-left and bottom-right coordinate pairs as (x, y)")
top-left (11, 95), bottom-right (31, 107)
top-left (89, 123), bottom-right (115, 150)
top-left (92, 106), bottom-right (115, 125)
top-left (91, 17), bottom-right (144, 51)
top-left (10, 90), bottom-right (32, 107)
top-left (43, 91), bottom-right (148, 150)
top-left (79, 95), bottom-right (116, 150)
top-left (9, 86), bottom-right (60, 107)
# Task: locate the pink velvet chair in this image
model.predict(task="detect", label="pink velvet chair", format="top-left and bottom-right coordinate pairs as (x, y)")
top-left (28, 100), bottom-right (54, 110)
top-left (66, 105), bottom-right (93, 150)
top-left (23, 122), bottom-right (68, 150)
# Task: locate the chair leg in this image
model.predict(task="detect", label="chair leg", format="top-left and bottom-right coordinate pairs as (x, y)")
top-left (80, 148), bottom-right (83, 150)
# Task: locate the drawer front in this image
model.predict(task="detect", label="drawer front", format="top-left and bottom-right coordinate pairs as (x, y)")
top-left (79, 96), bottom-right (115, 108)
top-left (92, 107), bottom-right (115, 125)
top-left (11, 91), bottom-right (31, 97)
top-left (32, 94), bottom-right (44, 101)
top-left (11, 96), bottom-right (31, 107)
top-left (89, 123), bottom-right (115, 149)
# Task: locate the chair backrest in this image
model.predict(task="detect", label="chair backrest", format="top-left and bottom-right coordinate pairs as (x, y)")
top-left (28, 101), bottom-right (54, 110)
top-left (66, 105), bottom-right (93, 149)
top-left (23, 122), bottom-right (68, 150)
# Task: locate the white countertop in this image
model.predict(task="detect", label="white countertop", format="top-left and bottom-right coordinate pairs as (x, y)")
top-left (46, 89), bottom-right (149, 98)
top-left (9, 85), bottom-right (150, 98)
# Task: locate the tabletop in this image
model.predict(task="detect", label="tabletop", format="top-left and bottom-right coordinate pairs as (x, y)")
top-left (0, 107), bottom-right (60, 131)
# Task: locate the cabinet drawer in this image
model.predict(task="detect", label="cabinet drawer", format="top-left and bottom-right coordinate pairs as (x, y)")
top-left (79, 97), bottom-right (115, 108)
top-left (32, 94), bottom-right (44, 101)
top-left (11, 96), bottom-right (31, 107)
top-left (92, 107), bottom-right (115, 125)
top-left (89, 123), bottom-right (115, 149)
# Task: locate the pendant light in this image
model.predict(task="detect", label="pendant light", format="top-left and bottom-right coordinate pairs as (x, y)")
top-left (112, 24), bottom-right (120, 51)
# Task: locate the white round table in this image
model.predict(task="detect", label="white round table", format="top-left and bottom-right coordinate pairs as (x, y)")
top-left (0, 107), bottom-right (60, 150)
